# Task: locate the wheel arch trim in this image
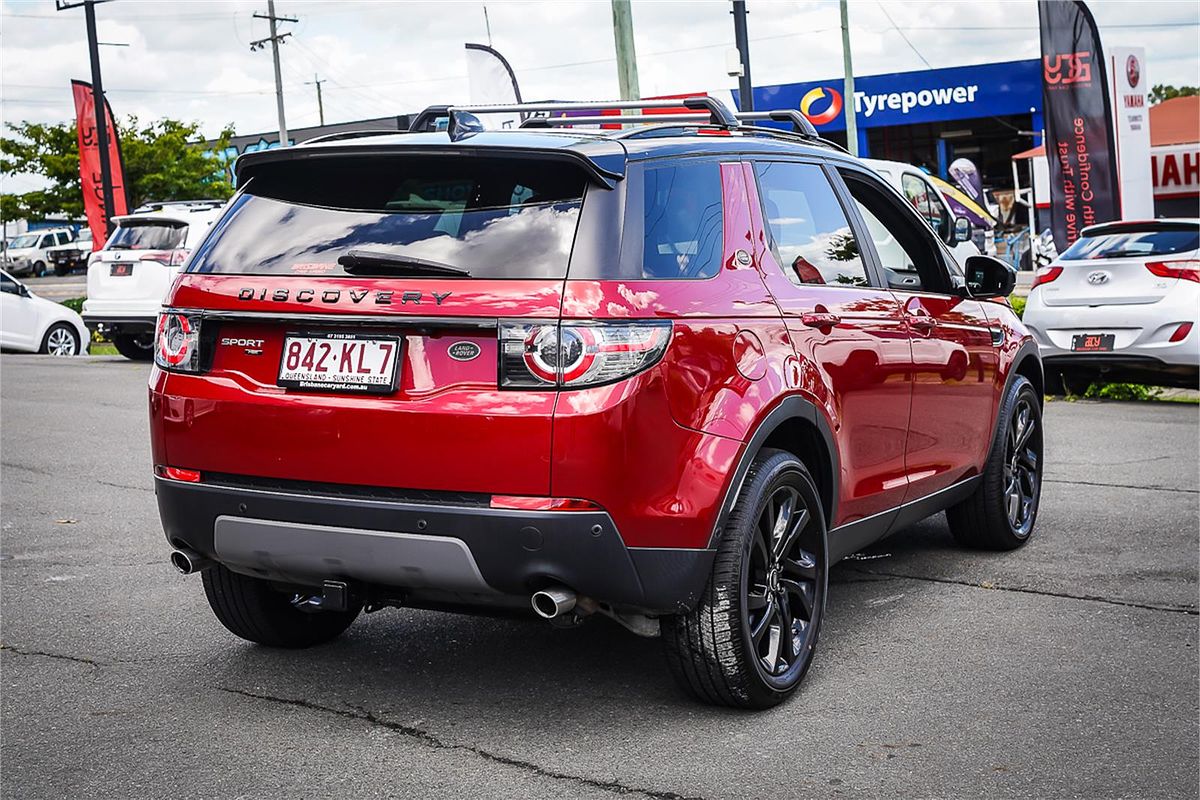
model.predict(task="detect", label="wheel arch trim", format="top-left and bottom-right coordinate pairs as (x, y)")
top-left (707, 394), bottom-right (839, 550)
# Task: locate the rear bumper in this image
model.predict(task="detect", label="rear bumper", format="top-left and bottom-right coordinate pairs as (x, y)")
top-left (156, 476), bottom-right (714, 615)
top-left (82, 313), bottom-right (155, 333)
top-left (1042, 354), bottom-right (1199, 387)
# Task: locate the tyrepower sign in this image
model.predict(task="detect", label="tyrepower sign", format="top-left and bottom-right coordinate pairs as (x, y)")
top-left (1153, 145), bottom-right (1200, 199)
top-left (745, 59), bottom-right (1042, 132)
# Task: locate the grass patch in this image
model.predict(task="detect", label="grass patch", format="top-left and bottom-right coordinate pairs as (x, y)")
top-left (1082, 382), bottom-right (1163, 402)
top-left (1008, 295), bottom-right (1026, 318)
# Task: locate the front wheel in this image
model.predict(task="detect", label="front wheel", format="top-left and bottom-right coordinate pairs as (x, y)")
top-left (111, 332), bottom-right (154, 361)
top-left (662, 449), bottom-right (827, 709)
top-left (41, 323), bottom-right (80, 356)
top-left (947, 375), bottom-right (1044, 550)
top-left (201, 565), bottom-right (361, 648)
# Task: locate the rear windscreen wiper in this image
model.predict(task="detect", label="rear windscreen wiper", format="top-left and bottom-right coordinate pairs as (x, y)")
top-left (337, 250), bottom-right (471, 278)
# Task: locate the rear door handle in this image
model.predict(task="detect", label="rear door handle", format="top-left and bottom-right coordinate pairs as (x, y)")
top-left (801, 312), bottom-right (841, 328)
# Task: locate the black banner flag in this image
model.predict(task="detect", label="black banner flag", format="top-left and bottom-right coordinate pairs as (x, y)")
top-left (1038, 0), bottom-right (1121, 250)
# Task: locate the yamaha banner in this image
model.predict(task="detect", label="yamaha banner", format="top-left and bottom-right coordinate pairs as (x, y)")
top-left (71, 79), bottom-right (129, 247)
top-left (1038, 0), bottom-right (1121, 250)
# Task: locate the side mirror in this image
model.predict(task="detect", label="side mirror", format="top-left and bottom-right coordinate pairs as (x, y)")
top-left (964, 254), bottom-right (1016, 299)
top-left (953, 216), bottom-right (971, 244)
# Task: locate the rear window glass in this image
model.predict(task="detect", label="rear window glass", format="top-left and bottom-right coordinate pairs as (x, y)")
top-left (1060, 224), bottom-right (1199, 260)
top-left (641, 161), bottom-right (722, 279)
top-left (107, 223), bottom-right (186, 251)
top-left (187, 156), bottom-right (586, 279)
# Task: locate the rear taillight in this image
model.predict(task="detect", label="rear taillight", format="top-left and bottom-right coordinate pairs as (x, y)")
top-left (154, 311), bottom-right (202, 373)
top-left (1146, 260), bottom-right (1200, 283)
top-left (499, 320), bottom-right (672, 389)
top-left (489, 495), bottom-right (601, 511)
top-left (1170, 322), bottom-right (1194, 343)
top-left (1031, 266), bottom-right (1063, 289)
top-left (155, 465), bottom-right (201, 482)
top-left (139, 248), bottom-right (191, 266)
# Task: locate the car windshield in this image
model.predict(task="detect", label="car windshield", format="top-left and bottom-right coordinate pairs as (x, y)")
top-left (106, 222), bottom-right (186, 251)
top-left (8, 234), bottom-right (38, 249)
top-left (1060, 224), bottom-right (1200, 260)
top-left (187, 155), bottom-right (587, 279)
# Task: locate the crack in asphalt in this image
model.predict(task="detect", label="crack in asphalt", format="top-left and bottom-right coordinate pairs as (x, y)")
top-left (0, 642), bottom-right (101, 668)
top-left (96, 480), bottom-right (153, 493)
top-left (0, 462), bottom-right (54, 477)
top-left (218, 687), bottom-right (705, 800)
top-left (844, 568), bottom-right (1199, 615)
top-left (1044, 478), bottom-right (1198, 494)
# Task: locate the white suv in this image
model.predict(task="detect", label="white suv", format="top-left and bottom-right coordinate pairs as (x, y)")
top-left (82, 201), bottom-right (225, 360)
top-left (1023, 219), bottom-right (1199, 392)
top-left (3, 228), bottom-right (76, 277)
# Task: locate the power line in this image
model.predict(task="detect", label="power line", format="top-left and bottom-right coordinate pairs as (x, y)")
top-left (876, 2), bottom-right (932, 70)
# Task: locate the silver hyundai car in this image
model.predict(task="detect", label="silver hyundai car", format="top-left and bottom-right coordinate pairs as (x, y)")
top-left (1023, 219), bottom-right (1199, 393)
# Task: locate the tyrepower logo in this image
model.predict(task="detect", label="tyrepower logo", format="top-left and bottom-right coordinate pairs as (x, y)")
top-left (1044, 52), bottom-right (1093, 86)
top-left (799, 87), bottom-right (842, 125)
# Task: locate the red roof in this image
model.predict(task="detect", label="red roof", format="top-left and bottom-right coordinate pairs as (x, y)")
top-left (1150, 95), bottom-right (1199, 147)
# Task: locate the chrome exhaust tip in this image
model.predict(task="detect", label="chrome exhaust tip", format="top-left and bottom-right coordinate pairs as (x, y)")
top-left (531, 586), bottom-right (577, 619)
top-left (170, 548), bottom-right (213, 575)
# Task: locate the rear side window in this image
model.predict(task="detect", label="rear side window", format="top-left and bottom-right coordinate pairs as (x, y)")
top-left (188, 155), bottom-right (587, 279)
top-left (641, 161), bottom-right (723, 279)
top-left (754, 161), bottom-right (868, 287)
top-left (107, 222), bottom-right (186, 251)
top-left (1059, 224), bottom-right (1200, 260)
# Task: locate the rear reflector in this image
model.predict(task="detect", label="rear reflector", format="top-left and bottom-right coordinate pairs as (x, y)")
top-left (489, 495), bottom-right (601, 511)
top-left (1146, 260), bottom-right (1200, 283)
top-left (1170, 322), bottom-right (1194, 343)
top-left (1031, 266), bottom-right (1063, 289)
top-left (156, 466), bottom-right (202, 482)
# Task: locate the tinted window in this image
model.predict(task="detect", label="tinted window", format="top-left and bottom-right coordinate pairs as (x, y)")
top-left (0, 272), bottom-right (17, 293)
top-left (902, 173), bottom-right (949, 241)
top-left (1060, 224), bottom-right (1200, 260)
top-left (107, 223), bottom-right (186, 251)
top-left (189, 155), bottom-right (586, 279)
top-left (641, 161), bottom-right (722, 279)
top-left (754, 161), bottom-right (868, 287)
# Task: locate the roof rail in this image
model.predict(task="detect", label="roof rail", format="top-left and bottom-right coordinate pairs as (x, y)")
top-left (301, 129), bottom-right (403, 145)
top-left (409, 97), bottom-right (739, 140)
top-left (735, 110), bottom-right (818, 138)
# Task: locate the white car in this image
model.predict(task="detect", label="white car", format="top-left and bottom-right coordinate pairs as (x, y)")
top-left (1023, 219), bottom-right (1199, 392)
top-left (2, 228), bottom-right (76, 277)
top-left (82, 201), bottom-right (225, 360)
top-left (864, 158), bottom-right (981, 268)
top-left (0, 269), bottom-right (88, 356)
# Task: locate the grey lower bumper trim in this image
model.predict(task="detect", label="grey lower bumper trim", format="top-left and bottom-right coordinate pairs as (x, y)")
top-left (213, 515), bottom-right (497, 593)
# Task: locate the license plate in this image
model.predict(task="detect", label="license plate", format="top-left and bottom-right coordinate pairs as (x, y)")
top-left (1071, 333), bottom-right (1115, 352)
top-left (110, 263), bottom-right (132, 277)
top-left (278, 333), bottom-right (401, 394)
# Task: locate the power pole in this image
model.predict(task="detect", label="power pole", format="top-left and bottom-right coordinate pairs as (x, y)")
top-left (731, 1), bottom-right (753, 111)
top-left (56, 0), bottom-right (117, 235)
top-left (251, 0), bottom-right (296, 147)
top-left (840, 0), bottom-right (858, 155)
top-left (610, 0), bottom-right (640, 101)
top-left (305, 74), bottom-right (326, 126)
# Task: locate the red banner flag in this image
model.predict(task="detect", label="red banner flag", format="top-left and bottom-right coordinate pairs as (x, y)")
top-left (71, 79), bottom-right (128, 249)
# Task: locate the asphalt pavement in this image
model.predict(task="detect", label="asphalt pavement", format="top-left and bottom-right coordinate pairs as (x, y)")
top-left (1, 355), bottom-right (1196, 799)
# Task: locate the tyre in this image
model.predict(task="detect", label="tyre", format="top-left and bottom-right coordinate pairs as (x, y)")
top-left (947, 375), bottom-right (1044, 550)
top-left (662, 449), bottom-right (827, 709)
top-left (53, 262), bottom-right (69, 277)
top-left (32, 260), bottom-right (47, 277)
top-left (111, 332), bottom-right (154, 361)
top-left (201, 564), bottom-right (361, 648)
top-left (40, 323), bottom-right (80, 357)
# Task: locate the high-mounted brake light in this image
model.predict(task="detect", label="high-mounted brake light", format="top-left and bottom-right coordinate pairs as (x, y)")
top-left (499, 320), bottom-right (672, 389)
top-left (1146, 259), bottom-right (1200, 283)
top-left (154, 311), bottom-right (203, 373)
top-left (1031, 266), bottom-right (1063, 289)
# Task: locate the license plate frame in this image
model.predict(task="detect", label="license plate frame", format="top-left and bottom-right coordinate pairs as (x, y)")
top-left (277, 332), bottom-right (402, 395)
top-left (1071, 333), bottom-right (1115, 352)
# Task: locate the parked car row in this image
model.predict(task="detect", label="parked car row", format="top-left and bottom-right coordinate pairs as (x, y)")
top-left (0, 269), bottom-right (88, 356)
top-left (2, 227), bottom-right (78, 277)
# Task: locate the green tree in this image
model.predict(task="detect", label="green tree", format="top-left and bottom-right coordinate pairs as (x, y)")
top-left (1, 117), bottom-right (235, 222)
top-left (1148, 84), bottom-right (1199, 105)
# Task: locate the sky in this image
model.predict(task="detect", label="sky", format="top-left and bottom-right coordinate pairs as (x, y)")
top-left (2, 0), bottom-right (1198, 148)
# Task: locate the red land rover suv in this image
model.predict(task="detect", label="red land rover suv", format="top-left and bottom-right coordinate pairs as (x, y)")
top-left (152, 100), bottom-right (1042, 709)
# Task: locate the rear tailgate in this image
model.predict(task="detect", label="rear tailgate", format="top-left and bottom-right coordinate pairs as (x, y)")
top-left (152, 148), bottom-right (599, 496)
top-left (158, 275), bottom-right (562, 495)
top-left (1043, 222), bottom-right (1199, 307)
top-left (1039, 256), bottom-right (1178, 307)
